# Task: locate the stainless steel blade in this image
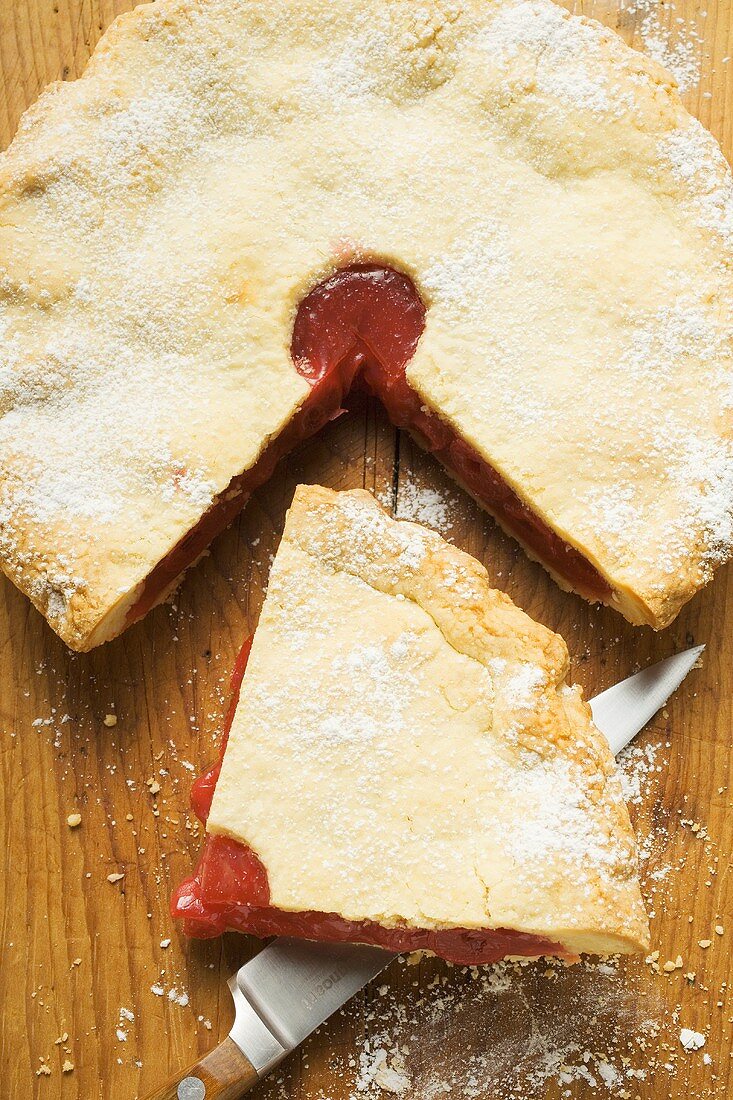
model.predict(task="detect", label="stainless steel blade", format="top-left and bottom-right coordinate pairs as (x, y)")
top-left (590, 644), bottom-right (704, 755)
top-left (229, 937), bottom-right (392, 1074)
top-left (226, 644), bottom-right (705, 1078)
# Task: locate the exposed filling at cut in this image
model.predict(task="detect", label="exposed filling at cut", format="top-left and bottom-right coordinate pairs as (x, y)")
top-left (128, 263), bottom-right (610, 630)
top-left (292, 265), bottom-right (611, 601)
top-left (123, 343), bottom-right (358, 626)
top-left (172, 639), bottom-right (569, 965)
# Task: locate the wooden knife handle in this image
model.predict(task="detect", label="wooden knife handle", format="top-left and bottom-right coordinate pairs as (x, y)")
top-left (146, 1036), bottom-right (260, 1100)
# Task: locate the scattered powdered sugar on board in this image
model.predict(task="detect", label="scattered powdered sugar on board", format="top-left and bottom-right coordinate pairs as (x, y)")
top-left (356, 1045), bottom-right (412, 1095)
top-left (620, 0), bottom-right (703, 91)
top-left (394, 480), bottom-right (458, 533)
top-left (167, 987), bottom-right (189, 1007)
top-left (150, 981), bottom-right (189, 1007)
top-left (616, 738), bottom-right (666, 807)
top-left (376, 476), bottom-right (458, 534)
top-left (616, 735), bottom-right (676, 922)
top-left (291, 954), bottom-right (665, 1099)
top-left (680, 1027), bottom-right (707, 1051)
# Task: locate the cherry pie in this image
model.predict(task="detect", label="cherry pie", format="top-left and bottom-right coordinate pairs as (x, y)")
top-left (173, 485), bottom-right (649, 962)
top-left (1, 0), bottom-right (732, 648)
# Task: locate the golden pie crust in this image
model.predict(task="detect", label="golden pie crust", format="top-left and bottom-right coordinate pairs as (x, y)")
top-left (208, 484), bottom-right (649, 956)
top-left (1, 0), bottom-right (732, 647)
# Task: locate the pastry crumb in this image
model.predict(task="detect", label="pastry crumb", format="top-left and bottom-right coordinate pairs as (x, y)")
top-left (66, 812), bottom-right (82, 828)
top-left (103, 713), bottom-right (118, 727)
top-left (679, 1028), bottom-right (706, 1051)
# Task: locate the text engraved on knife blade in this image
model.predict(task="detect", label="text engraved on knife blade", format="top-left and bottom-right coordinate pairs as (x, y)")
top-left (300, 965), bottom-right (349, 1011)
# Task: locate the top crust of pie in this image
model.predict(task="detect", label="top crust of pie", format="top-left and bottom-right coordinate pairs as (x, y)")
top-left (1, 0), bottom-right (733, 647)
top-left (209, 485), bottom-right (649, 956)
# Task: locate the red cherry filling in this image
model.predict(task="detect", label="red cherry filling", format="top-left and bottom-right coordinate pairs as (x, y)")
top-left (172, 638), bottom-right (569, 965)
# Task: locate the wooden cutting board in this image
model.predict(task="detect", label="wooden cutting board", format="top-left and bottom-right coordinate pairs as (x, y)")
top-left (1, 1), bottom-right (732, 1097)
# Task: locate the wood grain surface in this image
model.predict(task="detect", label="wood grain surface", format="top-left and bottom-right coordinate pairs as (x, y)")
top-left (1, 1), bottom-right (732, 1097)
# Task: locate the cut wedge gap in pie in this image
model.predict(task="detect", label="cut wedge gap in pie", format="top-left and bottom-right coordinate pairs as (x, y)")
top-left (173, 485), bottom-right (650, 964)
top-left (1, 0), bottom-right (733, 650)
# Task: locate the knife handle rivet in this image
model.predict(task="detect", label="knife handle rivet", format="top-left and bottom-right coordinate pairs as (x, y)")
top-left (178, 1077), bottom-right (206, 1100)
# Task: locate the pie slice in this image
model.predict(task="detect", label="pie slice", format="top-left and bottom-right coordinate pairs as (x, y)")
top-left (2, 0), bottom-right (732, 649)
top-left (173, 485), bottom-right (649, 963)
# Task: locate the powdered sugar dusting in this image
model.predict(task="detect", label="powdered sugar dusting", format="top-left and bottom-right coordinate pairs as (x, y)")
top-left (422, 220), bottom-right (511, 321)
top-left (491, 659), bottom-right (547, 710)
top-left (499, 754), bottom-right (626, 894)
top-left (658, 122), bottom-right (733, 248)
top-left (621, 0), bottom-right (703, 92)
top-left (661, 426), bottom-right (733, 574)
top-left (477, 0), bottom-right (621, 114)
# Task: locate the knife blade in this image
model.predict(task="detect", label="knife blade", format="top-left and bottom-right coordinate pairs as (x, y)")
top-left (229, 938), bottom-right (389, 1074)
top-left (150, 645), bottom-right (703, 1100)
top-left (590, 644), bottom-right (704, 756)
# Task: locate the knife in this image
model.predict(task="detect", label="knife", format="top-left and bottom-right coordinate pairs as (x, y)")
top-left (149, 644), bottom-right (704, 1100)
